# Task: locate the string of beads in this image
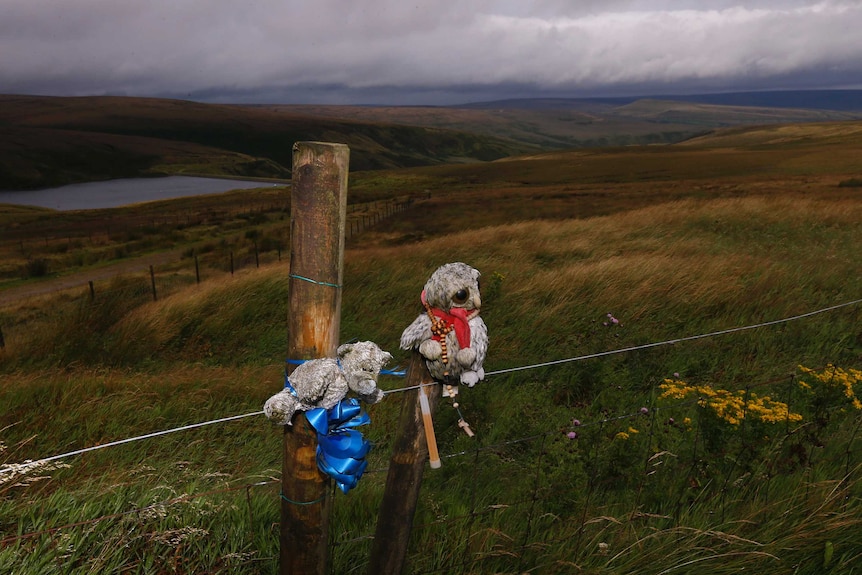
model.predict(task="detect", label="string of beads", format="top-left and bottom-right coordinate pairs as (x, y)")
top-left (424, 301), bottom-right (454, 375)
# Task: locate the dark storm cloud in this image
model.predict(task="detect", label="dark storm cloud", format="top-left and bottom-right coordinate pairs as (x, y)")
top-left (1, 1), bottom-right (860, 104)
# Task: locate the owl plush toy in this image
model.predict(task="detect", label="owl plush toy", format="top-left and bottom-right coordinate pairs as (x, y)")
top-left (400, 262), bottom-right (488, 386)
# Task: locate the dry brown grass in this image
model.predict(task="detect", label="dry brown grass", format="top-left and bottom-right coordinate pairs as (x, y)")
top-left (343, 191), bottom-right (862, 368)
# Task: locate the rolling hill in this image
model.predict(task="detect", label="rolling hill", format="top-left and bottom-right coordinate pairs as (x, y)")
top-left (265, 92), bottom-right (862, 150)
top-left (0, 95), bottom-right (533, 190)
top-left (3, 90), bottom-right (862, 192)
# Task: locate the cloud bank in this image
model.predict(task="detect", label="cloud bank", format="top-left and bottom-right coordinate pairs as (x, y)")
top-left (1, 0), bottom-right (859, 104)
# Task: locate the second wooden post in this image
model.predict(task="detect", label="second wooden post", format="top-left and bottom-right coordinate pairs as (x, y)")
top-left (367, 352), bottom-right (441, 574)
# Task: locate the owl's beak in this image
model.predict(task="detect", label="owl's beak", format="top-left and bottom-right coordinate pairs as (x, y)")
top-left (472, 293), bottom-right (481, 311)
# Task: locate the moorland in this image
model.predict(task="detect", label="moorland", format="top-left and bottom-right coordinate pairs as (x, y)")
top-left (1, 94), bottom-right (862, 574)
top-left (3, 91), bottom-right (860, 190)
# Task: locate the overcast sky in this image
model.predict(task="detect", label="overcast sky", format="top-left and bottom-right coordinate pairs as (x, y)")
top-left (1, 0), bottom-right (860, 105)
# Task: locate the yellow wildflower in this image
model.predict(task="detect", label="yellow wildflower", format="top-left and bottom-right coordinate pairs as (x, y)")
top-left (661, 378), bottom-right (801, 425)
top-left (798, 364), bottom-right (862, 411)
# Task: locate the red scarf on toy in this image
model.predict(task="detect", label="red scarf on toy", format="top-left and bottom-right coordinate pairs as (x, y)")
top-left (421, 291), bottom-right (472, 349)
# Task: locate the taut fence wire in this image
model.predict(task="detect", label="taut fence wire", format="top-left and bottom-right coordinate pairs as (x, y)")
top-left (4, 296), bottom-right (860, 475)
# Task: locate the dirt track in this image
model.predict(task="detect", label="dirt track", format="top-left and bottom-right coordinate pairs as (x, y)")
top-left (0, 249), bottom-right (185, 308)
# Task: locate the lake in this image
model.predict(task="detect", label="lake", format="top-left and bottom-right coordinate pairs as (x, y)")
top-left (0, 176), bottom-right (287, 211)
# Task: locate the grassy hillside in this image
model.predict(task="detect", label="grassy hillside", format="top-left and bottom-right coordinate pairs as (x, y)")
top-left (0, 125), bottom-right (290, 191)
top-left (1, 121), bottom-right (862, 573)
top-left (268, 97), bottom-right (860, 150)
top-left (345, 119), bottom-right (862, 246)
top-left (2, 120), bottom-right (861, 290)
top-left (262, 102), bottom-right (701, 149)
top-left (653, 89), bottom-right (862, 111)
top-left (679, 119), bottom-right (862, 148)
top-left (0, 95), bottom-right (531, 190)
top-left (612, 98), bottom-right (858, 125)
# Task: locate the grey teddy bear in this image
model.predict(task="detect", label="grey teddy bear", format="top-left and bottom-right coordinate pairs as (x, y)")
top-left (264, 341), bottom-right (392, 425)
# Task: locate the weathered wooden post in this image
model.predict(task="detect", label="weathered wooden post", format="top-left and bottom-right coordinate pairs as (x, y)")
top-left (149, 265), bottom-right (157, 301)
top-left (281, 141), bottom-right (349, 575)
top-left (367, 352), bottom-right (441, 574)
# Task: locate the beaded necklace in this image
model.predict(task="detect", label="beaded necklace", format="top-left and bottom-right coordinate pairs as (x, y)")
top-left (422, 303), bottom-right (479, 437)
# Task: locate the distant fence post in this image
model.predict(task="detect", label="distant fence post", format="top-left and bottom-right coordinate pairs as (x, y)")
top-left (367, 352), bottom-right (441, 574)
top-left (0, 325), bottom-right (5, 350)
top-left (149, 265), bottom-right (157, 301)
top-left (194, 255), bottom-right (200, 284)
top-left (88, 281), bottom-right (95, 301)
top-left (281, 141), bottom-right (349, 575)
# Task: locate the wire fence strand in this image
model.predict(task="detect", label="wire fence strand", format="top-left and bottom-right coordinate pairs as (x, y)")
top-left (4, 296), bottom-right (861, 474)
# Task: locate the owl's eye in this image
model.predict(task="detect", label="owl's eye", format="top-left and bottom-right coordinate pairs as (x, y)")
top-left (453, 288), bottom-right (469, 304)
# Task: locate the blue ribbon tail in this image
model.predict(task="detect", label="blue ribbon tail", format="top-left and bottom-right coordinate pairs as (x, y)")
top-left (306, 399), bottom-right (372, 493)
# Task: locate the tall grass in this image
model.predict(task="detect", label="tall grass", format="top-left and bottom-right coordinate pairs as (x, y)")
top-left (2, 184), bottom-right (862, 572)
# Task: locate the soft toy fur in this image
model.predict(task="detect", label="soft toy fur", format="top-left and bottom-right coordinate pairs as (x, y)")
top-left (400, 262), bottom-right (488, 386)
top-left (264, 341), bottom-right (392, 425)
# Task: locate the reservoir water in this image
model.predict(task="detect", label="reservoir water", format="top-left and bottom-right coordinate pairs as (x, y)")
top-left (0, 176), bottom-right (287, 211)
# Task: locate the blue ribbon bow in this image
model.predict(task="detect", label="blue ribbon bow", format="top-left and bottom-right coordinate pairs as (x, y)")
top-left (305, 398), bottom-right (372, 493)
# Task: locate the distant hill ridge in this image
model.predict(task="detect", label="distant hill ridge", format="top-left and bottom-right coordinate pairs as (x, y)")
top-left (459, 89), bottom-right (862, 112)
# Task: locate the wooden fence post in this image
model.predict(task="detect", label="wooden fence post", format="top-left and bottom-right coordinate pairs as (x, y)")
top-left (149, 265), bottom-right (157, 301)
top-left (367, 352), bottom-right (441, 574)
top-left (281, 141), bottom-right (349, 575)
